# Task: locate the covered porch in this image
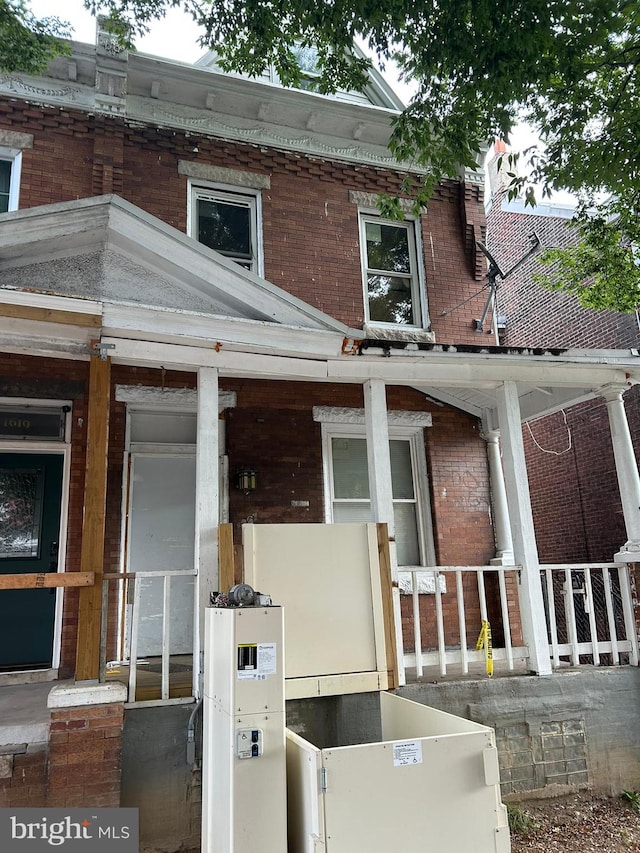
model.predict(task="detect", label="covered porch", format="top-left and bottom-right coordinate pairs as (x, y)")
top-left (1, 196), bottom-right (640, 700)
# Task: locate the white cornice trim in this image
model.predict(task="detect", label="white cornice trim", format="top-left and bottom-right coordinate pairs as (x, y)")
top-left (131, 95), bottom-right (403, 170)
top-left (312, 406), bottom-right (432, 427)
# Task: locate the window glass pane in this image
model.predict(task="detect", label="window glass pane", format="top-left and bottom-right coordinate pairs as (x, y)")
top-left (394, 503), bottom-right (420, 565)
top-left (130, 411), bottom-right (197, 444)
top-left (390, 440), bottom-right (414, 499)
top-left (291, 44), bottom-right (320, 75)
top-left (197, 198), bottom-right (251, 260)
top-left (368, 275), bottom-right (413, 325)
top-left (0, 467), bottom-right (43, 558)
top-left (365, 221), bottom-right (410, 273)
top-left (332, 501), bottom-right (372, 524)
top-left (0, 160), bottom-right (11, 214)
top-left (331, 437), bottom-right (369, 499)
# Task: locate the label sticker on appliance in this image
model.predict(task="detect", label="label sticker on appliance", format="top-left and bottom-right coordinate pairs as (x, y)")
top-left (393, 740), bottom-right (423, 767)
top-left (237, 643), bottom-right (277, 679)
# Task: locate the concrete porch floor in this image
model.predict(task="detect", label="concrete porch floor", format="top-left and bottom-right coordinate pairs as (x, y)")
top-left (0, 680), bottom-right (69, 746)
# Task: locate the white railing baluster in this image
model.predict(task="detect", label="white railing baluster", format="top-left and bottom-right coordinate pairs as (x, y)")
top-left (602, 567), bottom-right (619, 664)
top-left (456, 571), bottom-right (468, 675)
top-left (412, 571), bottom-right (423, 679)
top-left (583, 567), bottom-right (600, 665)
top-left (497, 569), bottom-right (514, 670)
top-left (564, 567), bottom-right (580, 666)
top-left (434, 571), bottom-right (446, 676)
top-left (128, 576), bottom-right (141, 703)
top-left (161, 575), bottom-right (171, 700)
top-left (619, 564), bottom-right (640, 666)
top-left (477, 570), bottom-right (488, 623)
top-left (545, 567), bottom-right (560, 669)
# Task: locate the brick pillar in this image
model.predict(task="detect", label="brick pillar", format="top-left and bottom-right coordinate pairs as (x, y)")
top-left (47, 683), bottom-right (127, 808)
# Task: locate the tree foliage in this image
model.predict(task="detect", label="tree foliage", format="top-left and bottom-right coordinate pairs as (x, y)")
top-left (8, 1), bottom-right (640, 310)
top-left (0, 1), bottom-right (70, 74)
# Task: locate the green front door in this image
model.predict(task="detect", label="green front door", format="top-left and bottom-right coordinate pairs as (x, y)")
top-left (0, 453), bottom-right (64, 670)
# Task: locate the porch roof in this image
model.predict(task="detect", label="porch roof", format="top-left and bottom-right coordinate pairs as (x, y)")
top-left (0, 196), bottom-right (638, 423)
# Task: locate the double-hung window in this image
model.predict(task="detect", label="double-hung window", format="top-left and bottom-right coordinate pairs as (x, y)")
top-left (0, 150), bottom-right (22, 214)
top-left (190, 184), bottom-right (262, 275)
top-left (322, 422), bottom-right (435, 568)
top-left (360, 214), bottom-right (423, 327)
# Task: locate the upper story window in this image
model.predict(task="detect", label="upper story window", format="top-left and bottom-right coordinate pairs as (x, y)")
top-left (0, 151), bottom-right (22, 214)
top-left (359, 214), bottom-right (424, 327)
top-left (189, 184), bottom-right (263, 275)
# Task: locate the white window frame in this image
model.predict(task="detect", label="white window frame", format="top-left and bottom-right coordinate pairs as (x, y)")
top-left (187, 180), bottom-right (264, 276)
top-left (358, 210), bottom-right (427, 329)
top-left (0, 148), bottom-right (22, 213)
top-left (320, 420), bottom-right (436, 568)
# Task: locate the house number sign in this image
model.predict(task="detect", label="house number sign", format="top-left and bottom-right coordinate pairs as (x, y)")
top-left (0, 408), bottom-right (65, 440)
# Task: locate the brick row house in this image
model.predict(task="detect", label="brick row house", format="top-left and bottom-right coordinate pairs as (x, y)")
top-left (1, 22), bottom-right (640, 848)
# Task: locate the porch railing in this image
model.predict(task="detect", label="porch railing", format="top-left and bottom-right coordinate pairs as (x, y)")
top-left (541, 563), bottom-right (639, 668)
top-left (401, 565), bottom-right (528, 678)
top-left (101, 569), bottom-right (197, 703)
top-left (401, 562), bottom-right (639, 679)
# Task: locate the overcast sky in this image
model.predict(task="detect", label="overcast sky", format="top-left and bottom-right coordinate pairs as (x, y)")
top-left (30, 0), bottom-right (204, 62)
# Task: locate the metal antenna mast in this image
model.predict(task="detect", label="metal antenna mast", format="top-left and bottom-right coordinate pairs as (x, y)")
top-left (473, 232), bottom-right (541, 332)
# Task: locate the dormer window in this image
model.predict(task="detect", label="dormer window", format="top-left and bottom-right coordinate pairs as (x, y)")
top-left (290, 45), bottom-right (321, 91)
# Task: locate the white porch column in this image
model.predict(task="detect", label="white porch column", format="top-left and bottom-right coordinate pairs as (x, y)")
top-left (601, 384), bottom-right (640, 562)
top-left (363, 379), bottom-right (405, 685)
top-left (496, 380), bottom-right (551, 675)
top-left (484, 430), bottom-right (515, 566)
top-left (194, 366), bottom-right (219, 697)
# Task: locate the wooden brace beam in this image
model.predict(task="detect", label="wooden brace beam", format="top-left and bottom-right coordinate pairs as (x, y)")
top-left (0, 572), bottom-right (94, 589)
top-left (0, 304), bottom-right (101, 327)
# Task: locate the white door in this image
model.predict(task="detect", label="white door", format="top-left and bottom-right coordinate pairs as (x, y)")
top-left (128, 453), bottom-right (196, 656)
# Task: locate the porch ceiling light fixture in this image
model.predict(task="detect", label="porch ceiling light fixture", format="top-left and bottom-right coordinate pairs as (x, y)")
top-left (236, 468), bottom-right (257, 492)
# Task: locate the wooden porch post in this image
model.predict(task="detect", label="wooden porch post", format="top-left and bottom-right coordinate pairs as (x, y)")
top-left (75, 353), bottom-right (111, 683)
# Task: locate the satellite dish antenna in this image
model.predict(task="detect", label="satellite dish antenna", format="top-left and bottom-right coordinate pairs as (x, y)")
top-left (474, 232), bottom-right (541, 332)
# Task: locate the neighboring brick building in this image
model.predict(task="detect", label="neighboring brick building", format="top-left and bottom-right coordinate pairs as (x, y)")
top-left (486, 144), bottom-right (640, 562)
top-left (1, 22), bottom-right (640, 850)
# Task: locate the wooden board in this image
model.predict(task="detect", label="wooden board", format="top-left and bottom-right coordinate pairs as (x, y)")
top-left (218, 523), bottom-right (235, 592)
top-left (75, 354), bottom-right (110, 682)
top-left (0, 303), bottom-right (101, 327)
top-left (376, 523), bottom-right (399, 689)
top-left (0, 572), bottom-right (94, 589)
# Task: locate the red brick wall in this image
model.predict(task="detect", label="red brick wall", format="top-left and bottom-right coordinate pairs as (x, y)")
top-left (48, 703), bottom-right (124, 807)
top-left (486, 180), bottom-right (639, 350)
top-left (0, 99), bottom-right (488, 343)
top-left (0, 745), bottom-right (48, 808)
top-left (524, 389), bottom-right (640, 563)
